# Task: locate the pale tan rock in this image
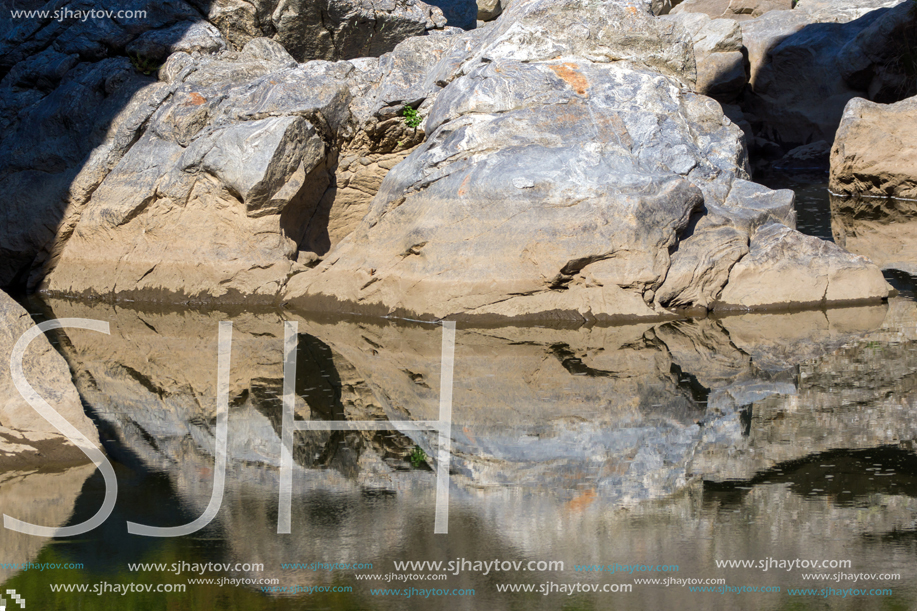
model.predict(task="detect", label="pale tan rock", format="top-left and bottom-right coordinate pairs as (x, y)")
top-left (716, 221), bottom-right (889, 309)
top-left (830, 96), bottom-right (917, 199)
top-left (0, 290), bottom-right (100, 469)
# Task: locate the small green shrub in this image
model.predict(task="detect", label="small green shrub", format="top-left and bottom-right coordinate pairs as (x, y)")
top-left (409, 446), bottom-right (426, 468)
top-left (401, 106), bottom-right (422, 128)
top-left (129, 53), bottom-right (161, 75)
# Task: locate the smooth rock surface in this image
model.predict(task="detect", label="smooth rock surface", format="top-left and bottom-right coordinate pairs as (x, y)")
top-left (0, 0), bottom-right (450, 290)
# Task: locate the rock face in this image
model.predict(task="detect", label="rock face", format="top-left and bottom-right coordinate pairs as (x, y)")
top-left (0, 290), bottom-right (100, 469)
top-left (671, 0), bottom-right (792, 21)
top-left (830, 96), bottom-right (917, 199)
top-left (282, 0), bottom-right (887, 320)
top-left (659, 12), bottom-right (747, 102)
top-left (41, 32), bottom-right (471, 303)
top-left (4, 0), bottom-right (892, 319)
top-left (183, 0), bottom-right (448, 61)
top-left (738, 0), bottom-right (914, 149)
top-left (0, 0), bottom-right (449, 291)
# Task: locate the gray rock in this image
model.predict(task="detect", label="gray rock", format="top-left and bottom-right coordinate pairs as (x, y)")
top-left (187, 0), bottom-right (449, 61)
top-left (741, 1), bottom-right (914, 147)
top-left (661, 12), bottom-right (747, 101)
top-left (671, 0), bottom-right (792, 20)
top-left (837, 0), bottom-right (917, 102)
top-left (796, 0), bottom-right (907, 23)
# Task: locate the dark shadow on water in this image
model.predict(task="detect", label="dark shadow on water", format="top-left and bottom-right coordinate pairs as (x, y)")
top-left (703, 445), bottom-right (917, 509)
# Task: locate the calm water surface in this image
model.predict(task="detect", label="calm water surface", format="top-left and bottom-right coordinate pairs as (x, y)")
top-left (4, 178), bottom-right (917, 610)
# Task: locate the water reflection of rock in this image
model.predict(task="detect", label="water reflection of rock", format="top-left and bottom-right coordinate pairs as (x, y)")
top-left (832, 193), bottom-right (917, 275)
top-left (0, 465), bottom-right (96, 583)
top-left (40, 297), bottom-right (917, 601)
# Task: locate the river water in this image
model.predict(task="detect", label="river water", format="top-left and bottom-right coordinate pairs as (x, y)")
top-left (4, 178), bottom-right (917, 610)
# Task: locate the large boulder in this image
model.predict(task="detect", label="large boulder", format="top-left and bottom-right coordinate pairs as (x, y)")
top-left (0, 290), bottom-right (100, 469)
top-left (41, 32), bottom-right (473, 302)
top-left (0, 0), bottom-right (450, 291)
top-left (830, 96), bottom-right (917, 199)
top-left (282, 0), bottom-right (887, 320)
top-left (8, 0), bottom-right (892, 319)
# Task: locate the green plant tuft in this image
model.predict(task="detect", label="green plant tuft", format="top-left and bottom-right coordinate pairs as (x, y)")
top-left (129, 53), bottom-right (161, 76)
top-left (401, 106), bottom-right (422, 129)
top-left (409, 446), bottom-right (426, 468)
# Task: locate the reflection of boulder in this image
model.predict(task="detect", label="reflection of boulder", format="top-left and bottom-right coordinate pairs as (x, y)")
top-left (44, 296), bottom-right (891, 507)
top-left (0, 465), bottom-right (96, 582)
top-left (39, 296), bottom-right (917, 604)
top-left (0, 290), bottom-right (99, 469)
top-left (693, 299), bottom-right (917, 480)
top-left (832, 192), bottom-right (917, 276)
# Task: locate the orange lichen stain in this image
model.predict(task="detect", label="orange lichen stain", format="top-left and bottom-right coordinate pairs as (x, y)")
top-left (457, 173), bottom-right (473, 197)
top-left (463, 426), bottom-right (477, 444)
top-left (565, 489), bottom-right (597, 513)
top-left (627, 6), bottom-right (638, 15)
top-left (548, 63), bottom-right (589, 96)
top-left (187, 92), bottom-right (207, 106)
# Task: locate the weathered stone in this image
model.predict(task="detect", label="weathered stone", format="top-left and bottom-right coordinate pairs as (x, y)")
top-left (837, 0), bottom-right (917, 102)
top-left (187, 0), bottom-right (449, 61)
top-left (671, 0), bottom-right (792, 20)
top-left (716, 221), bottom-right (889, 309)
top-left (477, 0), bottom-right (504, 20)
top-left (741, 1), bottom-right (914, 148)
top-left (830, 96), bottom-right (917, 199)
top-left (125, 21), bottom-right (227, 61)
top-left (660, 12), bottom-right (747, 101)
top-left (796, 0), bottom-right (907, 23)
top-left (0, 290), bottom-right (100, 469)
